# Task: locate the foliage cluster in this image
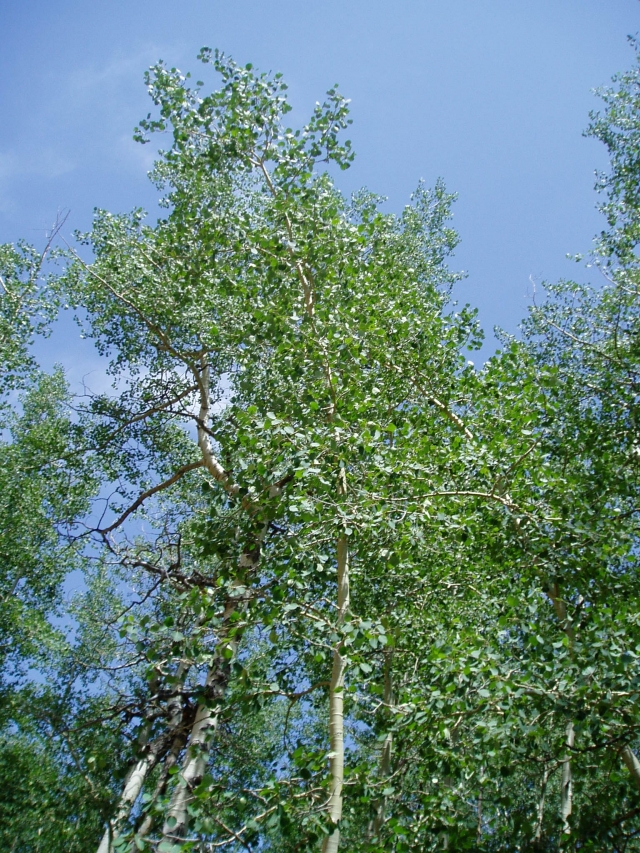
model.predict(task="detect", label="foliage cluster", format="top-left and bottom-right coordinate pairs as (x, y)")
top-left (3, 41), bottom-right (640, 853)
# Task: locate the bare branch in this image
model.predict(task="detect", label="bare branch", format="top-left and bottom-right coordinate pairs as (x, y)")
top-left (98, 460), bottom-right (205, 534)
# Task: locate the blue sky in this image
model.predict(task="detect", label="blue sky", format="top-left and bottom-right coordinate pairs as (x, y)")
top-left (1, 0), bottom-right (639, 369)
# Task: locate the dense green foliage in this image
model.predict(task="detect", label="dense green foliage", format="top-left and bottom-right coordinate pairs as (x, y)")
top-left (3, 40), bottom-right (640, 853)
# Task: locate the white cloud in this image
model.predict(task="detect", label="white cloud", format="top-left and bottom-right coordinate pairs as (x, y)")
top-left (114, 132), bottom-right (158, 175)
top-left (0, 148), bottom-right (76, 214)
top-left (66, 42), bottom-right (181, 105)
top-left (0, 146), bottom-right (75, 182)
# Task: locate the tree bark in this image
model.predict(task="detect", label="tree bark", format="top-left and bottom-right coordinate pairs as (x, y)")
top-left (561, 722), bottom-right (575, 838)
top-left (161, 531), bottom-right (263, 843)
top-left (321, 535), bottom-right (350, 853)
top-left (96, 757), bottom-right (152, 853)
top-left (136, 724), bottom-right (190, 839)
top-left (621, 745), bottom-right (640, 792)
top-left (548, 581), bottom-right (575, 842)
top-left (534, 765), bottom-right (550, 844)
top-left (161, 662), bottom-right (229, 840)
top-left (96, 724), bottom-right (177, 853)
top-left (135, 663), bottom-right (193, 839)
top-left (96, 677), bottom-right (164, 853)
top-left (366, 650), bottom-right (393, 842)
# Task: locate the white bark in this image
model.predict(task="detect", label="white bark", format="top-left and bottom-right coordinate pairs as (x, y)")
top-left (96, 758), bottom-right (151, 853)
top-left (366, 651), bottom-right (393, 841)
top-left (621, 745), bottom-right (640, 792)
top-left (97, 709), bottom-right (193, 853)
top-left (162, 667), bottom-right (224, 839)
top-left (380, 655), bottom-right (393, 779)
top-left (561, 722), bottom-right (574, 836)
top-left (534, 766), bottom-right (550, 843)
top-left (95, 663), bottom-right (192, 853)
top-left (322, 535), bottom-right (350, 853)
top-left (548, 581), bottom-right (576, 842)
top-left (136, 727), bottom-right (188, 839)
top-left (196, 362), bottom-right (238, 492)
top-left (161, 541), bottom-right (262, 843)
top-left (136, 662), bottom-right (191, 839)
top-left (161, 596), bottom-right (240, 841)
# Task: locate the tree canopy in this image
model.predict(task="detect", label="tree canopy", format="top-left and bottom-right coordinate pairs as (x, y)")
top-left (3, 41), bottom-right (640, 853)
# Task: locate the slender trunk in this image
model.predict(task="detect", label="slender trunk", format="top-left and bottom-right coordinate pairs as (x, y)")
top-left (95, 658), bottom-right (196, 853)
top-left (550, 583), bottom-right (640, 813)
top-left (136, 725), bottom-right (190, 838)
top-left (96, 758), bottom-right (152, 853)
top-left (96, 723), bottom-right (177, 853)
top-left (621, 745), bottom-right (640, 792)
top-left (321, 535), bottom-right (350, 853)
top-left (379, 654), bottom-right (393, 780)
top-left (161, 597), bottom-right (239, 841)
top-left (560, 722), bottom-right (574, 837)
top-left (366, 650), bottom-right (393, 841)
top-left (161, 663), bottom-right (228, 840)
top-left (549, 581), bottom-right (575, 842)
top-left (95, 686), bottom-right (161, 853)
top-left (136, 664), bottom-right (192, 839)
top-left (375, 655), bottom-right (393, 833)
top-left (534, 765), bottom-right (550, 844)
top-left (161, 531), bottom-right (263, 843)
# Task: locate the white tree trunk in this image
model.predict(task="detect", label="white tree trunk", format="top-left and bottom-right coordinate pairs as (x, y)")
top-left (96, 757), bottom-right (151, 853)
top-left (366, 651), bottom-right (393, 842)
top-left (161, 595), bottom-right (240, 842)
top-left (135, 662), bottom-right (191, 840)
top-left (161, 546), bottom-right (261, 843)
top-left (322, 535), bottom-right (350, 853)
top-left (560, 722), bottom-right (574, 837)
top-left (136, 726), bottom-right (189, 839)
top-left (621, 745), bottom-right (640, 791)
top-left (534, 765), bottom-right (550, 844)
top-left (95, 717), bottom-right (178, 853)
top-left (548, 581), bottom-right (575, 842)
top-left (161, 667), bottom-right (224, 840)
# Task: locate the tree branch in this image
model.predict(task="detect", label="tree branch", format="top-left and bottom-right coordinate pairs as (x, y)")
top-left (98, 460), bottom-right (204, 534)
